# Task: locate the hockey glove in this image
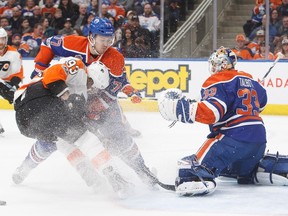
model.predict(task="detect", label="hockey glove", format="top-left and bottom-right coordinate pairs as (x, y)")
top-left (130, 90), bottom-right (142, 103)
top-left (158, 88), bottom-right (196, 123)
top-left (66, 94), bottom-right (86, 119)
top-left (175, 97), bottom-right (196, 123)
top-left (0, 78), bottom-right (20, 104)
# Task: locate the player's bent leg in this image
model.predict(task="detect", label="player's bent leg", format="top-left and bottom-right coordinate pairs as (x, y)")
top-left (73, 131), bottom-right (134, 199)
top-left (56, 139), bottom-right (105, 192)
top-left (175, 155), bottom-right (216, 196)
top-left (12, 140), bottom-right (57, 184)
top-left (255, 152), bottom-right (288, 186)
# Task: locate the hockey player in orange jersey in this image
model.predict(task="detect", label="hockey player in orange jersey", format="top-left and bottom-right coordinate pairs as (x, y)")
top-left (13, 57), bottom-right (134, 198)
top-left (0, 27), bottom-right (24, 135)
top-left (13, 17), bottom-right (167, 191)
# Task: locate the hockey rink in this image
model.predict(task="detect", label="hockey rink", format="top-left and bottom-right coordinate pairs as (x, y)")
top-left (0, 109), bottom-right (287, 216)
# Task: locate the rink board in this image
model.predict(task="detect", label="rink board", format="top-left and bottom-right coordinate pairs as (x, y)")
top-left (1, 98), bottom-right (288, 115)
top-left (0, 58), bottom-right (287, 115)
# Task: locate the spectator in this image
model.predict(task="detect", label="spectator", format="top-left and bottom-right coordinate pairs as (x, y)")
top-left (249, 14), bottom-right (277, 51)
top-left (256, 0), bottom-right (282, 10)
top-left (0, 16), bottom-right (11, 29)
top-left (277, 0), bottom-right (288, 18)
top-left (73, 3), bottom-right (87, 29)
top-left (11, 32), bottom-right (30, 57)
top-left (121, 10), bottom-right (136, 29)
top-left (274, 16), bottom-right (288, 44)
top-left (72, 27), bottom-right (83, 35)
top-left (29, 5), bottom-right (42, 28)
top-left (40, 17), bottom-right (56, 39)
top-left (138, 3), bottom-right (160, 57)
top-left (100, 4), bottom-right (111, 19)
top-left (107, 0), bottom-right (125, 22)
top-left (253, 41), bottom-right (275, 60)
top-left (58, 0), bottom-right (79, 21)
top-left (86, 0), bottom-right (98, 16)
top-left (169, 0), bottom-right (180, 33)
top-left (247, 29), bottom-right (265, 55)
top-left (0, 0), bottom-right (17, 18)
top-left (50, 8), bottom-right (65, 31)
top-left (21, 0), bottom-right (35, 18)
top-left (10, 6), bottom-right (22, 33)
top-left (270, 8), bottom-right (282, 30)
top-left (18, 17), bottom-right (32, 34)
top-left (134, 0), bottom-right (147, 15)
top-left (41, 0), bottom-right (57, 20)
top-left (126, 36), bottom-right (150, 58)
top-left (58, 17), bottom-right (74, 35)
top-left (243, 3), bottom-right (265, 37)
top-left (274, 37), bottom-right (288, 58)
top-left (121, 0), bottom-right (134, 12)
top-left (125, 15), bottom-right (151, 49)
top-left (80, 11), bottom-right (95, 36)
top-left (120, 27), bottom-right (134, 57)
top-left (22, 22), bottom-right (44, 56)
top-left (231, 34), bottom-right (253, 60)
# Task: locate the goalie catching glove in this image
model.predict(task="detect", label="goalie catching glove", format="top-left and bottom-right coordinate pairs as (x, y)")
top-left (157, 88), bottom-right (197, 123)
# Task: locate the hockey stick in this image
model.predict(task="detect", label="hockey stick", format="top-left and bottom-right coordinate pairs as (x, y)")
top-left (156, 180), bottom-right (175, 191)
top-left (0, 78), bottom-right (16, 92)
top-left (261, 55), bottom-right (282, 82)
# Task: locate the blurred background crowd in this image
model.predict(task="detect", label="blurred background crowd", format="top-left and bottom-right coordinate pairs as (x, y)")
top-left (0, 0), bottom-right (192, 58)
top-left (232, 0), bottom-right (288, 60)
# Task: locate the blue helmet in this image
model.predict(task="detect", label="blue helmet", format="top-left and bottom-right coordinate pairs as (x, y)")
top-left (89, 17), bottom-right (115, 37)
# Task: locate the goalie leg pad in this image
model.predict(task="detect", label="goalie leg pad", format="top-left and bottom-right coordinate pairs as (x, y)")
top-left (175, 155), bottom-right (216, 196)
top-left (255, 152), bottom-right (288, 185)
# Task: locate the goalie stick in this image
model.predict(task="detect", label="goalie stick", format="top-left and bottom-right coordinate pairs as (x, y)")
top-left (157, 180), bottom-right (175, 191)
top-left (260, 55), bottom-right (282, 82)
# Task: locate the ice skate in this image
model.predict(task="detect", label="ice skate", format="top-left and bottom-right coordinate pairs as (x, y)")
top-left (102, 166), bottom-right (134, 199)
top-left (75, 161), bottom-right (106, 193)
top-left (12, 163), bottom-right (34, 184)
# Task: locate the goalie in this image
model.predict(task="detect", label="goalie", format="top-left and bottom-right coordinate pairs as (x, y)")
top-left (158, 46), bottom-right (288, 196)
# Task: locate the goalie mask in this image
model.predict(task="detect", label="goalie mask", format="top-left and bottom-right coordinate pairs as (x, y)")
top-left (208, 46), bottom-right (237, 75)
top-left (87, 61), bottom-right (110, 89)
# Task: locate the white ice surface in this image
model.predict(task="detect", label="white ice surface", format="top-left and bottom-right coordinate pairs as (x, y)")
top-left (0, 110), bottom-right (287, 216)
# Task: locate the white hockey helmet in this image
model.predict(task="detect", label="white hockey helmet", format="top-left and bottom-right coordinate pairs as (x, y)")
top-left (0, 27), bottom-right (8, 45)
top-left (208, 46), bottom-right (237, 75)
top-left (87, 61), bottom-right (110, 89)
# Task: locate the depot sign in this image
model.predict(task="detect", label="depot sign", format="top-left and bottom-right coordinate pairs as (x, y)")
top-left (21, 59), bottom-right (287, 105)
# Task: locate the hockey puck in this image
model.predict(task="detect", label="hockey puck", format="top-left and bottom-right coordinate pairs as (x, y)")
top-left (0, 200), bottom-right (6, 206)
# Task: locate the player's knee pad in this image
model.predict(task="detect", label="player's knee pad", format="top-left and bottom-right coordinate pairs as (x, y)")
top-left (255, 152), bottom-right (288, 186)
top-left (175, 155), bottom-right (216, 196)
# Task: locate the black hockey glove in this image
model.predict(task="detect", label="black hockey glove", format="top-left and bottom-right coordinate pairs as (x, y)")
top-left (0, 81), bottom-right (17, 104)
top-left (66, 94), bottom-right (86, 119)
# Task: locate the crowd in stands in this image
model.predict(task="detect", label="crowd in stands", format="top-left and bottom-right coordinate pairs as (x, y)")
top-left (236, 0), bottom-right (288, 60)
top-left (0, 0), bottom-right (190, 58)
